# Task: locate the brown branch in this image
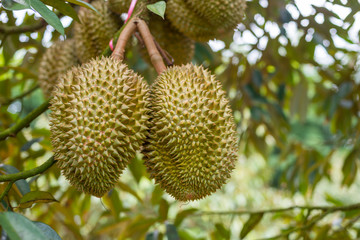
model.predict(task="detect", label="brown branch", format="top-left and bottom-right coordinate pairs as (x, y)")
top-left (0, 99), bottom-right (50, 141)
top-left (0, 19), bottom-right (47, 35)
top-left (136, 19), bottom-right (166, 74)
top-left (0, 156), bottom-right (56, 182)
top-left (0, 85), bottom-right (39, 106)
top-left (111, 18), bottom-right (137, 61)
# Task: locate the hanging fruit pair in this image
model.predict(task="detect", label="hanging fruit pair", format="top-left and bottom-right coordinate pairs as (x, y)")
top-left (46, 0), bottom-right (239, 201)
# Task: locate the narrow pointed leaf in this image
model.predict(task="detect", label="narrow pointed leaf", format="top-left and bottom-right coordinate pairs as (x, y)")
top-left (19, 191), bottom-right (58, 209)
top-left (40, 0), bottom-right (79, 21)
top-left (240, 213), bottom-right (264, 239)
top-left (29, 0), bottom-right (65, 35)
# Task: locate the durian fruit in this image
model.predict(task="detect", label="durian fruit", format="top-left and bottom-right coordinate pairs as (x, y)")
top-left (38, 39), bottom-right (79, 98)
top-left (141, 15), bottom-right (194, 65)
top-left (50, 57), bottom-right (150, 197)
top-left (144, 64), bottom-right (238, 201)
top-left (108, 0), bottom-right (132, 15)
top-left (185, 0), bottom-right (246, 29)
top-left (166, 0), bottom-right (217, 42)
top-left (74, 0), bottom-right (121, 63)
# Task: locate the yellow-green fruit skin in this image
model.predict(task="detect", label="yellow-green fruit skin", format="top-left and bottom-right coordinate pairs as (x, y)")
top-left (74, 0), bottom-right (121, 63)
top-left (50, 57), bottom-right (150, 197)
top-left (166, 0), bottom-right (217, 42)
top-left (38, 39), bottom-right (78, 98)
top-left (185, 0), bottom-right (246, 29)
top-left (143, 15), bottom-right (194, 65)
top-left (108, 0), bottom-right (132, 14)
top-left (144, 64), bottom-right (238, 201)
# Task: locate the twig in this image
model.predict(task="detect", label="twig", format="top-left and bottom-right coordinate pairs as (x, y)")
top-left (260, 210), bottom-right (332, 240)
top-left (0, 156), bottom-right (56, 182)
top-left (0, 85), bottom-right (39, 106)
top-left (0, 181), bottom-right (14, 202)
top-left (0, 19), bottom-right (47, 35)
top-left (136, 19), bottom-right (166, 74)
top-left (0, 99), bottom-right (50, 141)
top-left (194, 203), bottom-right (360, 239)
top-left (111, 18), bottom-right (137, 61)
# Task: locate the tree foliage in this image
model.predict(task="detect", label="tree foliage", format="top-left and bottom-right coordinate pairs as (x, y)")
top-left (0, 0), bottom-right (360, 239)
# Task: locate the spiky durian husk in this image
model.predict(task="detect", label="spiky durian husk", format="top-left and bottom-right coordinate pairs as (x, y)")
top-left (144, 64), bottom-right (238, 201)
top-left (74, 1), bottom-right (121, 63)
top-left (185, 0), bottom-right (246, 29)
top-left (141, 15), bottom-right (194, 65)
top-left (166, 0), bottom-right (217, 42)
top-left (108, 0), bottom-right (132, 14)
top-left (50, 57), bottom-right (150, 197)
top-left (38, 39), bottom-right (79, 98)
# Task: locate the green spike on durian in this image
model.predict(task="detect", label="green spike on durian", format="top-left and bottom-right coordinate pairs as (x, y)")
top-left (38, 39), bottom-right (79, 98)
top-left (50, 57), bottom-right (150, 197)
top-left (144, 64), bottom-right (238, 201)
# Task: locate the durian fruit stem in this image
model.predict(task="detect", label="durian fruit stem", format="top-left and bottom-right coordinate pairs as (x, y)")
top-left (0, 156), bottom-right (56, 183)
top-left (111, 18), bottom-right (138, 61)
top-left (136, 19), bottom-right (167, 74)
top-left (0, 99), bottom-right (50, 141)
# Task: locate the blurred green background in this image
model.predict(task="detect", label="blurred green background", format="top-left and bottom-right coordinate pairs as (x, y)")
top-left (1, 0), bottom-right (360, 239)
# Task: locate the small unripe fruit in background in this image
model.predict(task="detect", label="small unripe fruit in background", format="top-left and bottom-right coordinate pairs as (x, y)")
top-left (74, 0), bottom-right (121, 63)
top-left (38, 39), bottom-right (79, 98)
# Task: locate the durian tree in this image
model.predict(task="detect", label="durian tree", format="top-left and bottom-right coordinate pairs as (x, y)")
top-left (0, 0), bottom-right (360, 239)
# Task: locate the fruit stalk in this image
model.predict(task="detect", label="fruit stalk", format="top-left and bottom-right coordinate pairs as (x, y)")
top-left (136, 18), bottom-right (166, 74)
top-left (111, 18), bottom-right (137, 61)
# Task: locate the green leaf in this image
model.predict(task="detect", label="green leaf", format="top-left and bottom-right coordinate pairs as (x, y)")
top-left (215, 223), bottom-right (230, 239)
top-left (240, 213), bottom-right (264, 239)
top-left (166, 223), bottom-right (180, 240)
top-left (117, 182), bottom-right (143, 203)
top-left (151, 185), bottom-right (164, 206)
top-left (128, 153), bottom-right (145, 183)
top-left (174, 208), bottom-right (198, 226)
top-left (40, 0), bottom-right (79, 22)
top-left (33, 222), bottom-right (62, 240)
top-left (145, 231), bottom-right (158, 240)
top-left (2, 0), bottom-right (30, 10)
top-left (65, 0), bottom-right (98, 12)
top-left (19, 191), bottom-right (58, 209)
top-left (29, 0), bottom-right (65, 35)
top-left (0, 212), bottom-right (47, 240)
top-left (0, 165), bottom-right (30, 196)
top-left (342, 149), bottom-right (359, 186)
top-left (147, 1), bottom-right (166, 19)
top-left (158, 198), bottom-right (169, 221)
